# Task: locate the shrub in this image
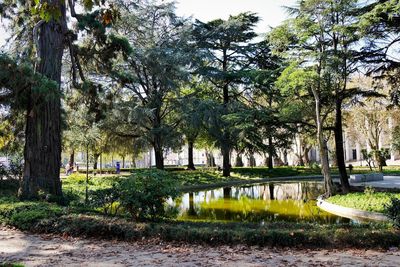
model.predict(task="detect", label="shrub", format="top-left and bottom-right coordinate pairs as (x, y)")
top-left (0, 200), bottom-right (63, 230)
top-left (385, 197), bottom-right (400, 228)
top-left (118, 170), bottom-right (179, 220)
top-left (88, 184), bottom-right (121, 215)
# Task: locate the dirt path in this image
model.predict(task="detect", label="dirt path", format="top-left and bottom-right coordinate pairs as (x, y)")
top-left (1, 227), bottom-right (399, 267)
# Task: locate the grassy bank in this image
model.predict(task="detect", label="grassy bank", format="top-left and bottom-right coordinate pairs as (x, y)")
top-left (2, 169), bottom-right (400, 249)
top-left (0, 197), bottom-right (398, 248)
top-left (327, 192), bottom-right (400, 213)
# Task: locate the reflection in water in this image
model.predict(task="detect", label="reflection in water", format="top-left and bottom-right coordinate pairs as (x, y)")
top-left (169, 182), bottom-right (349, 224)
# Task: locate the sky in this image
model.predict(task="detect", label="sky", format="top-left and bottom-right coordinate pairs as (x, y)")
top-left (0, 0), bottom-right (296, 47)
top-left (175, 0), bottom-right (296, 35)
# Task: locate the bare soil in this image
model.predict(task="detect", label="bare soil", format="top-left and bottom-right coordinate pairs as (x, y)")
top-left (1, 226), bottom-right (400, 266)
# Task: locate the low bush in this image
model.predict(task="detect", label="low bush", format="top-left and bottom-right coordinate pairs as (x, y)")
top-left (118, 169), bottom-right (179, 220)
top-left (0, 200), bottom-right (63, 230)
top-left (0, 179), bottom-right (19, 197)
top-left (385, 197), bottom-right (400, 228)
top-left (88, 184), bottom-right (121, 215)
top-left (0, 263), bottom-right (25, 267)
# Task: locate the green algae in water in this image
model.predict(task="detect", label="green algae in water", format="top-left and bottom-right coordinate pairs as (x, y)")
top-left (169, 182), bottom-right (349, 224)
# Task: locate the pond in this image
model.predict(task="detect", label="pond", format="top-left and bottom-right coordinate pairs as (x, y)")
top-left (168, 181), bottom-right (350, 224)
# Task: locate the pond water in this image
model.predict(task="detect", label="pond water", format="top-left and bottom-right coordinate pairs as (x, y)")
top-left (168, 181), bottom-right (350, 224)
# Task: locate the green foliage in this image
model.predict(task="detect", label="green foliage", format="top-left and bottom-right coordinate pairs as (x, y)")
top-left (231, 167), bottom-right (323, 178)
top-left (118, 170), bottom-right (179, 220)
top-left (32, 0), bottom-right (62, 22)
top-left (88, 184), bottom-right (121, 215)
top-left (174, 170), bottom-right (241, 186)
top-left (384, 197), bottom-right (400, 228)
top-left (0, 263), bottom-right (25, 267)
top-left (0, 200), bottom-right (63, 230)
top-left (328, 192), bottom-right (400, 213)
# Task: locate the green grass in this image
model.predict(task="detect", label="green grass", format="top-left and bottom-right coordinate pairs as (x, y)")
top-left (327, 192), bottom-right (400, 213)
top-left (231, 166), bottom-right (329, 178)
top-left (173, 170), bottom-right (244, 186)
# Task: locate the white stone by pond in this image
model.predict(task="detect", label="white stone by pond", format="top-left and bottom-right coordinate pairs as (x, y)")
top-left (350, 175), bottom-right (400, 188)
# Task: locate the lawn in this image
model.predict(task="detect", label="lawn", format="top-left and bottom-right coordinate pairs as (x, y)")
top-left (327, 192), bottom-right (400, 213)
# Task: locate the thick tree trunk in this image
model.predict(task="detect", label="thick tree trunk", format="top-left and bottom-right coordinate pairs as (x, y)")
top-left (221, 145), bottom-right (231, 177)
top-left (187, 141), bottom-right (196, 170)
top-left (334, 101), bottom-right (350, 193)
top-left (122, 156), bottom-right (125, 168)
top-left (153, 143), bottom-right (164, 170)
top-left (20, 5), bottom-right (66, 199)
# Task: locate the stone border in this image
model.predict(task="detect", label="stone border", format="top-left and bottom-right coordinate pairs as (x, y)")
top-left (317, 197), bottom-right (389, 222)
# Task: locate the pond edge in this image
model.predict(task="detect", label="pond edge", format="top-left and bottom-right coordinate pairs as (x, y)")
top-left (181, 174), bottom-right (340, 192)
top-left (317, 196), bottom-right (389, 222)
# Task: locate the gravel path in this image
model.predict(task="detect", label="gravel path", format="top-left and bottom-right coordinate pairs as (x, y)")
top-left (1, 227), bottom-right (400, 266)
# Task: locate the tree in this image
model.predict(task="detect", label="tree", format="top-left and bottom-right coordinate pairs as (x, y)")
top-left (1, 0), bottom-right (119, 199)
top-left (270, 0), bottom-right (378, 195)
top-left (249, 40), bottom-right (294, 169)
top-left (177, 94), bottom-right (204, 170)
top-left (193, 12), bottom-right (260, 176)
top-left (102, 1), bottom-right (193, 170)
top-left (346, 77), bottom-right (392, 171)
top-left (276, 62), bottom-right (335, 196)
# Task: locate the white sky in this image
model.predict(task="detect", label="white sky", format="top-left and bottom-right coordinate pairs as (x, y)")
top-left (0, 0), bottom-right (295, 47)
top-left (175, 0), bottom-right (296, 35)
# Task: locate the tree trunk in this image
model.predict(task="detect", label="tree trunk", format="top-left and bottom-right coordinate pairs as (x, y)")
top-left (303, 146), bottom-right (311, 166)
top-left (298, 138), bottom-right (304, 166)
top-left (68, 150), bottom-right (74, 169)
top-left (334, 101), bottom-right (350, 193)
top-left (122, 156), bottom-right (125, 168)
top-left (206, 151), bottom-right (215, 167)
top-left (248, 154), bottom-right (256, 167)
top-left (235, 154), bottom-right (244, 167)
top-left (85, 144), bottom-right (89, 204)
top-left (268, 136), bottom-right (273, 169)
top-left (269, 183), bottom-right (275, 200)
top-left (93, 153), bottom-right (100, 170)
top-left (221, 145), bottom-right (231, 177)
top-left (311, 88), bottom-right (334, 197)
top-left (99, 153), bottom-right (102, 175)
top-left (283, 150), bottom-right (288, 165)
top-left (153, 143), bottom-right (164, 170)
top-left (187, 141), bottom-right (196, 170)
top-left (20, 5), bottom-right (66, 199)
